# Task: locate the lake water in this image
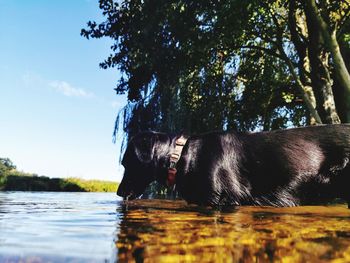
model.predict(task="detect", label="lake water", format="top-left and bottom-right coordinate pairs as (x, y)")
top-left (1, 192), bottom-right (350, 262)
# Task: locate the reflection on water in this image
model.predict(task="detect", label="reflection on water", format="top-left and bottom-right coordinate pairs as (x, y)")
top-left (116, 199), bottom-right (350, 262)
top-left (1, 193), bottom-right (350, 262)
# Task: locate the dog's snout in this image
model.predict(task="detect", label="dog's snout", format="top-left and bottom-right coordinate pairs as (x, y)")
top-left (117, 179), bottom-right (127, 197)
top-left (117, 185), bottom-right (136, 201)
top-left (117, 177), bottom-right (135, 199)
top-left (116, 187), bottom-right (124, 197)
top-left (117, 184), bottom-right (127, 197)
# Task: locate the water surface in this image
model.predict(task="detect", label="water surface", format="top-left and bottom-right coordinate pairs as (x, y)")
top-left (117, 199), bottom-right (350, 262)
top-left (0, 192), bottom-right (119, 262)
top-left (1, 192), bottom-right (350, 262)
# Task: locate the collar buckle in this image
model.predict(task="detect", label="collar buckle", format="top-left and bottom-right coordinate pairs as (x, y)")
top-left (169, 161), bottom-right (177, 169)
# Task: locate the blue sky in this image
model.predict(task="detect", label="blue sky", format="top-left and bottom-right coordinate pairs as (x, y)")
top-left (0, 0), bottom-right (126, 182)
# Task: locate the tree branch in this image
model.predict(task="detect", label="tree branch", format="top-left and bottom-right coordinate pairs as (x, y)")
top-left (233, 45), bottom-right (285, 60)
top-left (278, 41), bottom-right (322, 124)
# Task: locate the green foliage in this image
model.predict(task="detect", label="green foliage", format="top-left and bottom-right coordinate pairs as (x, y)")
top-left (81, 0), bottom-right (304, 138)
top-left (65, 177), bottom-right (118, 192)
top-left (82, 0), bottom-right (350, 141)
top-left (0, 158), bottom-right (118, 192)
top-left (0, 158), bottom-right (16, 170)
top-left (0, 157), bottom-right (16, 179)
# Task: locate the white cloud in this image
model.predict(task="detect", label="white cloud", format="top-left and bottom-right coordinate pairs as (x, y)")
top-left (49, 80), bottom-right (94, 98)
top-left (22, 72), bottom-right (95, 99)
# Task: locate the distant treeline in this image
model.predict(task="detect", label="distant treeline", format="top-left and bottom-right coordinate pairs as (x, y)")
top-left (0, 158), bottom-right (118, 192)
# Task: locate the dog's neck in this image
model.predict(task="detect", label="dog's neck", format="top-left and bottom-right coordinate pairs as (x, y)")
top-left (166, 135), bottom-right (188, 188)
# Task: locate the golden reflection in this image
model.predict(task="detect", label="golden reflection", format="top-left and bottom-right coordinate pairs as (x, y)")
top-left (115, 200), bottom-right (350, 262)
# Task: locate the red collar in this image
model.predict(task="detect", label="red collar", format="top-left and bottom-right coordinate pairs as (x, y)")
top-left (166, 136), bottom-right (188, 188)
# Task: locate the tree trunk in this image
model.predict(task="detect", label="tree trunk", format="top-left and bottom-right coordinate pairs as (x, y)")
top-left (288, 0), bottom-right (309, 86)
top-left (280, 49), bottom-right (322, 125)
top-left (288, 0), bottom-right (320, 125)
top-left (304, 3), bottom-right (341, 124)
top-left (305, 0), bottom-right (350, 122)
top-left (276, 0), bottom-right (321, 125)
top-left (333, 38), bottom-right (350, 122)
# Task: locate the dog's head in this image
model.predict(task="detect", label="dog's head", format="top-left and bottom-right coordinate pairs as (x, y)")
top-left (117, 132), bottom-right (171, 200)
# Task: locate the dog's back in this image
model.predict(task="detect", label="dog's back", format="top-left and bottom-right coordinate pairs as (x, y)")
top-left (177, 124), bottom-right (350, 206)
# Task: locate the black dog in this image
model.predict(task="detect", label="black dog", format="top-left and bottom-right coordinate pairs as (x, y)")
top-left (117, 124), bottom-right (350, 207)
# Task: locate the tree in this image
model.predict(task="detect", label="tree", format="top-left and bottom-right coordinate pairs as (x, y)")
top-left (82, 0), bottom-right (350, 141)
top-left (0, 158), bottom-right (16, 175)
top-left (305, 0), bottom-right (350, 122)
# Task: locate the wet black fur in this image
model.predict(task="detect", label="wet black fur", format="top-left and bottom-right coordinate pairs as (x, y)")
top-left (117, 124), bottom-right (350, 207)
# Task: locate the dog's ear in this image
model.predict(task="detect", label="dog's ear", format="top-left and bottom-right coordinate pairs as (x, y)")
top-left (133, 133), bottom-right (156, 163)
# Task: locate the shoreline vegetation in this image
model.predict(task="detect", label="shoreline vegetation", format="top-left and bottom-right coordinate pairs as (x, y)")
top-left (0, 158), bottom-right (118, 192)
